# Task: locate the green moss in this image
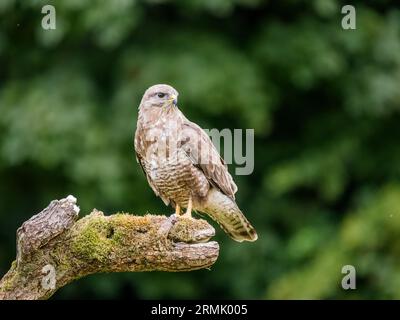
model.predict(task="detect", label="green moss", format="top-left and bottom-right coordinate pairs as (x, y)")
top-left (69, 212), bottom-right (212, 265)
top-left (71, 215), bottom-right (113, 263)
top-left (169, 217), bottom-right (212, 243)
top-left (0, 266), bottom-right (18, 292)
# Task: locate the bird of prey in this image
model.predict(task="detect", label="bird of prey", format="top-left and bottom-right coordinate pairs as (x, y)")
top-left (134, 84), bottom-right (257, 242)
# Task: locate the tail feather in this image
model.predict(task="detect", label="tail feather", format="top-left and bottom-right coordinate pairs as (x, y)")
top-left (200, 188), bottom-right (258, 242)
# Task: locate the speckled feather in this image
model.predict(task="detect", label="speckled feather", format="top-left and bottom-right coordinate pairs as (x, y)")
top-left (134, 84), bottom-right (257, 242)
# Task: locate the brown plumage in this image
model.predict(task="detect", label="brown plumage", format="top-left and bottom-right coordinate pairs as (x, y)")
top-left (134, 84), bottom-right (257, 242)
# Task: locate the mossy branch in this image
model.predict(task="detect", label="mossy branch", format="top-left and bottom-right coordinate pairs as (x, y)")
top-left (0, 196), bottom-right (219, 300)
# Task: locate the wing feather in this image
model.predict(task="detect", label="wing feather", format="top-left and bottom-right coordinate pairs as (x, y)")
top-left (180, 120), bottom-right (238, 200)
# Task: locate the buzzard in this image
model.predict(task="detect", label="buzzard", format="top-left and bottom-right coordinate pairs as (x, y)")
top-left (134, 84), bottom-right (257, 242)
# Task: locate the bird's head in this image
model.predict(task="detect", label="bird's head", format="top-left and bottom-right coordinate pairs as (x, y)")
top-left (140, 84), bottom-right (179, 109)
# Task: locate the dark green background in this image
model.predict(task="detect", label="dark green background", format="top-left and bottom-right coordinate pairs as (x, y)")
top-left (1, 0), bottom-right (400, 299)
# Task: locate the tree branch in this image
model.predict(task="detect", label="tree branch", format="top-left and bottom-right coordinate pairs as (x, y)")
top-left (0, 196), bottom-right (219, 300)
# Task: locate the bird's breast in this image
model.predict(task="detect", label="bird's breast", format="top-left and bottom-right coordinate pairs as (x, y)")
top-left (137, 109), bottom-right (209, 205)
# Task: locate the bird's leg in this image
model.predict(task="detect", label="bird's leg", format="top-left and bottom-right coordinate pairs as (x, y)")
top-left (183, 196), bottom-right (192, 218)
top-left (175, 204), bottom-right (181, 215)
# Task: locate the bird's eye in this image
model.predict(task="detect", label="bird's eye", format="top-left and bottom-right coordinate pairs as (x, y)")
top-left (157, 92), bottom-right (166, 98)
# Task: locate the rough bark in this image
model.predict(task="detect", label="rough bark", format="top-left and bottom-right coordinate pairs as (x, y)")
top-left (0, 196), bottom-right (219, 300)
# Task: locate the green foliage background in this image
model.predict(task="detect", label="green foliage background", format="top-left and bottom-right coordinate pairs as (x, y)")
top-left (1, 0), bottom-right (400, 299)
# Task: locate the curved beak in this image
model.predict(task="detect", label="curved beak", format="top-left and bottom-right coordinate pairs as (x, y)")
top-left (169, 94), bottom-right (178, 106)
